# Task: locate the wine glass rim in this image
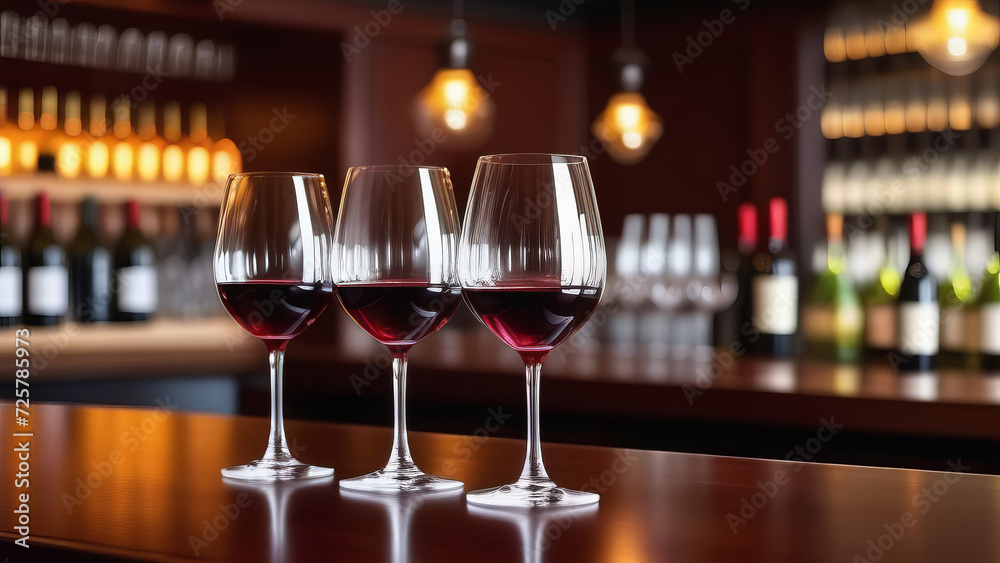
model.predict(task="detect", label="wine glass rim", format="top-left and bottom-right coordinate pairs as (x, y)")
top-left (477, 153), bottom-right (588, 165)
top-left (347, 165), bottom-right (449, 172)
top-left (228, 171), bottom-right (325, 178)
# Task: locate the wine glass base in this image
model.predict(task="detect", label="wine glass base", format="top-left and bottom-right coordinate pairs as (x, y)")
top-left (466, 481), bottom-right (599, 508)
top-left (339, 467), bottom-right (464, 493)
top-left (221, 458), bottom-right (335, 481)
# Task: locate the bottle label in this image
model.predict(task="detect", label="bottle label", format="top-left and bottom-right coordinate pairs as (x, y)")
top-left (28, 266), bottom-right (69, 316)
top-left (0, 266), bottom-right (22, 316)
top-left (898, 301), bottom-right (940, 356)
top-left (865, 303), bottom-right (896, 349)
top-left (940, 305), bottom-right (965, 352)
top-left (965, 308), bottom-right (980, 354)
top-left (980, 304), bottom-right (1000, 354)
top-left (803, 304), bottom-right (832, 340)
top-left (752, 275), bottom-right (798, 335)
top-left (117, 265), bottom-right (158, 313)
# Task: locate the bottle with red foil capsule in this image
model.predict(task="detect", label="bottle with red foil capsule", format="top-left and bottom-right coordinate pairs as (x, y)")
top-left (892, 212), bottom-right (938, 372)
top-left (23, 191), bottom-right (69, 325)
top-left (751, 198), bottom-right (798, 357)
top-left (0, 189), bottom-right (23, 327)
top-left (111, 199), bottom-right (158, 322)
top-left (736, 203), bottom-right (758, 349)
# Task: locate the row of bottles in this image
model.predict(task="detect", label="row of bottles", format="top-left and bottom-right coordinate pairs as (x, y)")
top-left (822, 131), bottom-right (1000, 214)
top-left (823, 63), bottom-right (1000, 138)
top-left (0, 85), bottom-right (241, 183)
top-left (724, 199), bottom-right (1000, 370)
top-left (0, 10), bottom-right (235, 81)
top-left (0, 188), bottom-right (222, 328)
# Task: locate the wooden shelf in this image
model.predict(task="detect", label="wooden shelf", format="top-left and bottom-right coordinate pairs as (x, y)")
top-left (0, 317), bottom-right (260, 379)
top-left (0, 174), bottom-right (223, 207)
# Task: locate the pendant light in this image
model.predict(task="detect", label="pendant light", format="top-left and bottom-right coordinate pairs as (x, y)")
top-left (413, 0), bottom-right (495, 149)
top-left (592, 0), bottom-right (662, 165)
top-left (909, 0), bottom-right (999, 76)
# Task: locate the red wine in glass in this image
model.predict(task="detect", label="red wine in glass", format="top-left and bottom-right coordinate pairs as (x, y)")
top-left (218, 281), bottom-right (332, 341)
top-left (336, 282), bottom-right (462, 347)
top-left (463, 286), bottom-right (601, 361)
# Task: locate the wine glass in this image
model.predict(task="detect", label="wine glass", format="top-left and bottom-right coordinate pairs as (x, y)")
top-left (333, 165), bottom-right (464, 493)
top-left (458, 153), bottom-right (606, 507)
top-left (214, 172), bottom-right (336, 480)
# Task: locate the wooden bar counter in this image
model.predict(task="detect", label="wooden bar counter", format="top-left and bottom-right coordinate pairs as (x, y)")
top-left (1, 402), bottom-right (997, 562)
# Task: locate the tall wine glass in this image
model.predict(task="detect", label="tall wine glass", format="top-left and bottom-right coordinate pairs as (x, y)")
top-left (334, 165), bottom-right (464, 492)
top-left (215, 172), bottom-right (336, 480)
top-left (458, 153), bottom-right (606, 507)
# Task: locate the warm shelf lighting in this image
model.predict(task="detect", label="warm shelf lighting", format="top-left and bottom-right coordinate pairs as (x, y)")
top-left (112, 142), bottom-right (134, 181)
top-left (18, 142), bottom-right (37, 172)
top-left (137, 143), bottom-right (160, 182)
top-left (57, 143), bottom-right (82, 179)
top-left (211, 138), bottom-right (241, 184)
top-left (162, 145), bottom-right (184, 182)
top-left (87, 141), bottom-right (109, 178)
top-left (909, 0), bottom-right (1000, 76)
top-left (0, 138), bottom-right (11, 174)
top-left (187, 146), bottom-right (210, 185)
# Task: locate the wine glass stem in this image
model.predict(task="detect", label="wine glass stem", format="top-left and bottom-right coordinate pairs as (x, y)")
top-left (388, 349), bottom-right (415, 470)
top-left (518, 361), bottom-right (551, 484)
top-left (263, 344), bottom-right (294, 463)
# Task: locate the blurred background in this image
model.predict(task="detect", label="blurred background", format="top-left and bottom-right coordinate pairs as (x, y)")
top-left (2, 0), bottom-right (1000, 473)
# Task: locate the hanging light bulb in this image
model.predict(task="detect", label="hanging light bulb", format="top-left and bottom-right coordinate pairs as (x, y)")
top-left (413, 14), bottom-right (495, 149)
top-left (592, 49), bottom-right (662, 165)
top-left (909, 0), bottom-right (999, 76)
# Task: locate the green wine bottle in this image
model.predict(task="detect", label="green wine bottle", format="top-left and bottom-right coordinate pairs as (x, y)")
top-left (863, 218), bottom-right (902, 359)
top-left (979, 252), bottom-right (1000, 371)
top-left (938, 222), bottom-right (974, 367)
top-left (804, 213), bottom-right (862, 362)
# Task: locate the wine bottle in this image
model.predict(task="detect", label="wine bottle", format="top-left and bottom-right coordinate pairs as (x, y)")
top-left (0, 189), bottom-right (22, 327)
top-left (751, 198), bottom-right (798, 357)
top-left (863, 217), bottom-right (903, 357)
top-left (804, 213), bottom-right (862, 362)
top-left (938, 221), bottom-right (974, 367)
top-left (736, 203), bottom-right (757, 349)
top-left (892, 213), bottom-right (938, 372)
top-left (69, 197), bottom-right (112, 322)
top-left (0, 88), bottom-right (12, 176)
top-left (111, 200), bottom-right (158, 322)
top-left (978, 252), bottom-right (1000, 371)
top-left (23, 192), bottom-right (69, 325)
top-left (980, 212), bottom-right (1000, 371)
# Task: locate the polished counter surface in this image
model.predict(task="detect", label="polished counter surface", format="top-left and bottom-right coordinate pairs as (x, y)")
top-left (1, 402), bottom-right (997, 562)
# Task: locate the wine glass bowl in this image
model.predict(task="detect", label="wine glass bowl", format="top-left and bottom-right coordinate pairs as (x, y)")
top-left (214, 172), bottom-right (336, 481)
top-left (334, 165), bottom-right (464, 493)
top-left (458, 153), bottom-right (606, 508)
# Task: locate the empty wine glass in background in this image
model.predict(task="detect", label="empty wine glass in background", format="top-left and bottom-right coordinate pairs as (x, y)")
top-left (334, 165), bottom-right (464, 493)
top-left (214, 172), bottom-right (336, 480)
top-left (459, 153), bottom-right (606, 508)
